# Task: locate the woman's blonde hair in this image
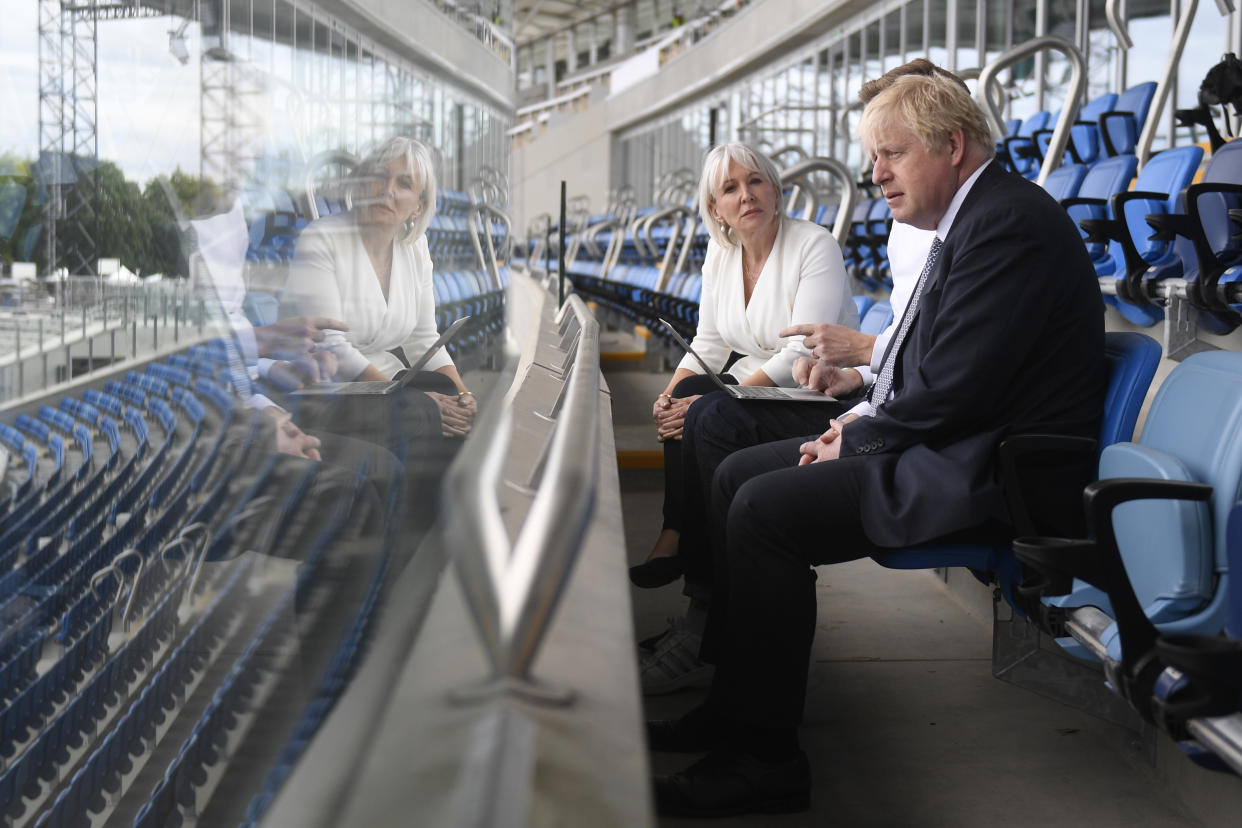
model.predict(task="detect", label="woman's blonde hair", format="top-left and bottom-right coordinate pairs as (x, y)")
top-left (697, 142), bottom-right (783, 248)
top-left (352, 136), bottom-right (439, 244)
top-left (858, 73), bottom-right (995, 161)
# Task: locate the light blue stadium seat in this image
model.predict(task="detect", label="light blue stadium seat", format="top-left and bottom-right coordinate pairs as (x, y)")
top-left (1042, 162), bottom-right (1088, 202)
top-left (1016, 350), bottom-right (1242, 716)
top-left (852, 295), bottom-right (875, 320)
top-left (858, 299), bottom-right (893, 336)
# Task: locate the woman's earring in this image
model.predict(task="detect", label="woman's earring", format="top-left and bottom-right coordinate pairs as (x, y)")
top-left (719, 221), bottom-right (727, 235)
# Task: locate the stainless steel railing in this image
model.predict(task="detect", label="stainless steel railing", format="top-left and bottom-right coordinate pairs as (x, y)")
top-left (978, 34), bottom-right (1087, 188)
top-left (445, 292), bottom-right (601, 702)
top-left (779, 157), bottom-right (858, 250)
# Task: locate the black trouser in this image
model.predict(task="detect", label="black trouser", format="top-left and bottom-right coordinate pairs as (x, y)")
top-left (701, 436), bottom-right (1007, 731)
top-left (676, 392), bottom-right (850, 588)
top-left (661, 373), bottom-right (735, 532)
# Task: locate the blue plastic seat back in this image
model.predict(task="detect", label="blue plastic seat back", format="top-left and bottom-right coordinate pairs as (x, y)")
top-left (1005, 110), bottom-right (1050, 175)
top-left (1068, 154), bottom-right (1138, 261)
top-left (1122, 146), bottom-right (1204, 263)
top-left (1195, 139), bottom-right (1242, 267)
top-left (859, 299), bottom-right (893, 335)
top-left (1043, 163), bottom-right (1088, 202)
top-left (853, 295), bottom-right (875, 320)
top-left (1099, 332), bottom-right (1162, 458)
top-left (1068, 92), bottom-right (1119, 164)
top-left (1103, 82), bottom-right (1157, 157)
top-left (1103, 351), bottom-right (1242, 627)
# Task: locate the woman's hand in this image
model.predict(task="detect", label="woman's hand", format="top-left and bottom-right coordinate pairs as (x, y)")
top-left (455, 391), bottom-right (478, 420)
top-left (427, 391), bottom-right (474, 437)
top-left (654, 394), bottom-right (702, 442)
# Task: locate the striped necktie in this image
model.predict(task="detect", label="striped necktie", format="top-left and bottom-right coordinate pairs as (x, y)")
top-left (869, 235), bottom-right (943, 415)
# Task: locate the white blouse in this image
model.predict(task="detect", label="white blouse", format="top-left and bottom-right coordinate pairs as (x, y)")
top-left (678, 216), bottom-right (858, 386)
top-left (282, 211), bottom-right (453, 380)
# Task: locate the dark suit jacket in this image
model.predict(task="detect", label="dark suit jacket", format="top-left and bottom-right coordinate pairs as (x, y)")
top-left (840, 161), bottom-right (1106, 547)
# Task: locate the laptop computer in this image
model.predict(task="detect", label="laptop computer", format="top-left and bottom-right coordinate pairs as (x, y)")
top-left (657, 318), bottom-right (838, 403)
top-left (292, 315), bottom-right (471, 396)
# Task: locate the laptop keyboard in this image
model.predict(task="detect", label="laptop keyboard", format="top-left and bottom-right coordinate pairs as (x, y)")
top-left (734, 386), bottom-right (794, 399)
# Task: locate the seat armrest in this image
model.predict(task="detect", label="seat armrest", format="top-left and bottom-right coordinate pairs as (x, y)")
top-left (1110, 190), bottom-right (1175, 301)
top-left (1082, 478), bottom-right (1214, 701)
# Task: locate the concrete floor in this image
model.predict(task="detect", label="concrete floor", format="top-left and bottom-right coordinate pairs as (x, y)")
top-left (602, 352), bottom-right (1229, 828)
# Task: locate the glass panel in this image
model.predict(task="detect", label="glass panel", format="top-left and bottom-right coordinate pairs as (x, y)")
top-left (905, 0), bottom-right (926, 57)
top-left (958, 0), bottom-right (980, 71)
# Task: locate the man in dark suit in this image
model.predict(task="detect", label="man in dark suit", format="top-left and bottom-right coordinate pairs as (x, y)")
top-left (649, 72), bottom-right (1107, 817)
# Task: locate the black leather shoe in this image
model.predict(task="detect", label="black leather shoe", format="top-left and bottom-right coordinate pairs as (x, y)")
top-left (628, 555), bottom-right (684, 588)
top-left (654, 749), bottom-right (811, 817)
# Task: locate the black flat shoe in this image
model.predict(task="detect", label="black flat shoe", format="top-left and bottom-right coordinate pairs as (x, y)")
top-left (628, 554), bottom-right (684, 588)
top-left (654, 749), bottom-right (811, 817)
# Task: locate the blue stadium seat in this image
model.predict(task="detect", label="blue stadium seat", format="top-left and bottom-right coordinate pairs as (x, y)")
top-left (871, 332), bottom-right (1162, 614)
top-left (1079, 145), bottom-right (1203, 326)
top-left (1015, 350), bottom-right (1242, 721)
top-left (858, 299), bottom-right (893, 336)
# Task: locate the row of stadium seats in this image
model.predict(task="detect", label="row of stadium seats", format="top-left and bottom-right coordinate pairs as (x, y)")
top-left (0, 340), bottom-right (399, 826)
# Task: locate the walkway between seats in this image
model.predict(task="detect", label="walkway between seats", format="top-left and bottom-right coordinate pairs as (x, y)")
top-left (606, 355), bottom-right (1210, 827)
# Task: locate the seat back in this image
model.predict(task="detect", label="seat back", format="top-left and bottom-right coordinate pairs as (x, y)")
top-left (1043, 163), bottom-right (1088, 202)
top-left (1103, 82), bottom-right (1157, 157)
top-left (1123, 146), bottom-right (1204, 263)
top-left (859, 299), bottom-right (893, 335)
top-left (1069, 92), bottom-right (1119, 164)
top-left (1196, 138), bottom-right (1242, 267)
top-left (1104, 351), bottom-right (1242, 628)
top-left (1099, 332), bottom-right (1163, 458)
top-left (1066, 154), bottom-right (1137, 262)
top-left (853, 295), bottom-right (875, 320)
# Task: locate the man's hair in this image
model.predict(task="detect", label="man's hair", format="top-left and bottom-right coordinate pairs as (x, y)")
top-left (697, 142), bottom-right (784, 249)
top-left (351, 136), bottom-right (439, 244)
top-left (858, 58), bottom-right (970, 104)
top-left (858, 73), bottom-right (996, 160)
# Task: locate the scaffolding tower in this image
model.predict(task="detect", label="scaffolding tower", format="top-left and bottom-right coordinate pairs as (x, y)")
top-left (37, 0), bottom-right (163, 279)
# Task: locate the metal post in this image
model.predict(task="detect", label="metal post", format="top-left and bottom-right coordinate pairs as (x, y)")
top-left (16, 323), bottom-right (22, 398)
top-left (558, 181), bottom-right (567, 306)
top-left (132, 320), bottom-right (137, 357)
top-left (39, 318), bottom-right (46, 387)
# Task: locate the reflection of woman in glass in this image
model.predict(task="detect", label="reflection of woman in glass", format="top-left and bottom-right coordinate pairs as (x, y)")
top-left (283, 137), bottom-right (475, 436)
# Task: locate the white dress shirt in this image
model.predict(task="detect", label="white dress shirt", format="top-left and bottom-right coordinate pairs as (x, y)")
top-left (677, 216), bottom-right (858, 386)
top-left (282, 211), bottom-right (453, 380)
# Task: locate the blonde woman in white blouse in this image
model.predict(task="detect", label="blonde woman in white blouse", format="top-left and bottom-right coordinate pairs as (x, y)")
top-left (283, 137), bottom-right (475, 436)
top-left (634, 142), bottom-right (858, 587)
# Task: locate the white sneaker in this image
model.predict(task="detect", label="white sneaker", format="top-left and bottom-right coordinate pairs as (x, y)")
top-left (640, 620), bottom-right (714, 695)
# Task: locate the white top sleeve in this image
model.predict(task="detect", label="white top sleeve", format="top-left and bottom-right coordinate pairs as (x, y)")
top-left (676, 217), bottom-right (857, 386)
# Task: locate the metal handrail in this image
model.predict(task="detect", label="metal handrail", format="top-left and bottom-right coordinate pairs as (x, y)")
top-left (1135, 0), bottom-right (1235, 168)
top-left (467, 202), bottom-right (512, 291)
top-left (978, 35), bottom-right (1086, 187)
top-left (640, 206), bottom-right (692, 292)
top-left (446, 294), bottom-right (601, 692)
top-left (779, 157), bottom-right (857, 249)
top-left (1105, 0), bottom-right (1133, 51)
